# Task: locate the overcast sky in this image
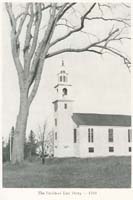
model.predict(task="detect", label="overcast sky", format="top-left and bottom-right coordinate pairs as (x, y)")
top-left (1, 2), bottom-right (131, 140)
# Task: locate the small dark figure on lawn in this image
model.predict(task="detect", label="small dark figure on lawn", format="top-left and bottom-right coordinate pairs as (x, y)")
top-left (42, 154), bottom-right (45, 164)
top-left (40, 153), bottom-right (45, 164)
top-left (40, 152), bottom-right (48, 164)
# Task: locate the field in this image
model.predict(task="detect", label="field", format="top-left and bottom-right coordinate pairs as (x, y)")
top-left (3, 156), bottom-right (131, 188)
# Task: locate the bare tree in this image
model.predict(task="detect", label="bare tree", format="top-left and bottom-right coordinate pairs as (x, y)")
top-left (37, 121), bottom-right (54, 164)
top-left (37, 123), bottom-right (46, 164)
top-left (5, 2), bottom-right (130, 164)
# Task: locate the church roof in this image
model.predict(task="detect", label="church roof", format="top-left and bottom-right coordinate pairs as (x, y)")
top-left (72, 113), bottom-right (131, 127)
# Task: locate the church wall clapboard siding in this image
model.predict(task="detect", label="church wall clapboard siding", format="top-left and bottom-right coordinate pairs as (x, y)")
top-left (76, 126), bottom-right (131, 157)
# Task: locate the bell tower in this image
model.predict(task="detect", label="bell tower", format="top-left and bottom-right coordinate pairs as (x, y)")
top-left (53, 61), bottom-right (74, 157)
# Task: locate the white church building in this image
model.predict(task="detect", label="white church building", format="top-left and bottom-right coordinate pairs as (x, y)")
top-left (53, 62), bottom-right (132, 158)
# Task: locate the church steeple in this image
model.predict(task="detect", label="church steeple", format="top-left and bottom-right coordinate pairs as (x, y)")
top-left (53, 61), bottom-right (74, 157)
top-left (54, 61), bottom-right (72, 100)
top-left (58, 60), bottom-right (68, 84)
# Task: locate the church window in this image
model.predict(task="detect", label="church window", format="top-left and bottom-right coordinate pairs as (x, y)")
top-left (88, 129), bottom-right (90, 142)
top-left (91, 128), bottom-right (94, 142)
top-left (129, 147), bottom-right (132, 152)
top-left (108, 129), bottom-right (113, 142)
top-left (109, 146), bottom-right (114, 152)
top-left (60, 76), bottom-right (62, 82)
top-left (74, 129), bottom-right (77, 143)
top-left (63, 88), bottom-right (67, 96)
top-left (55, 118), bottom-right (57, 126)
top-left (128, 129), bottom-right (132, 142)
top-left (64, 103), bottom-right (67, 109)
top-left (88, 147), bottom-right (94, 153)
top-left (88, 128), bottom-right (94, 142)
top-left (54, 102), bottom-right (58, 112)
top-left (55, 132), bottom-right (57, 140)
top-left (63, 76), bottom-right (66, 82)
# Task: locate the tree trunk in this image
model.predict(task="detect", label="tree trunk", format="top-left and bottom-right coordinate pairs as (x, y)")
top-left (11, 91), bottom-right (29, 164)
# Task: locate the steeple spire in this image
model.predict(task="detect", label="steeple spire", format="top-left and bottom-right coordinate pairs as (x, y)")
top-left (62, 59), bottom-right (64, 67)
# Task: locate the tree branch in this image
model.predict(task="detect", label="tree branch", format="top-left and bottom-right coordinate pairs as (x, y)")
top-left (122, 3), bottom-right (130, 8)
top-left (95, 44), bottom-right (131, 71)
top-left (47, 27), bottom-right (120, 58)
top-left (46, 46), bottom-right (102, 58)
top-left (57, 3), bottom-right (76, 21)
top-left (50, 3), bottom-right (96, 47)
top-left (23, 4), bottom-right (34, 57)
top-left (16, 4), bottom-right (30, 38)
top-left (27, 4), bottom-right (42, 67)
top-left (85, 17), bottom-right (130, 27)
top-left (5, 3), bottom-right (24, 88)
top-left (5, 3), bottom-right (16, 32)
top-left (6, 2), bottom-right (130, 104)
top-left (28, 4), bottom-right (57, 103)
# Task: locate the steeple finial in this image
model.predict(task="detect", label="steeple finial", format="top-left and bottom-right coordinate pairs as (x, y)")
top-left (62, 60), bottom-right (64, 67)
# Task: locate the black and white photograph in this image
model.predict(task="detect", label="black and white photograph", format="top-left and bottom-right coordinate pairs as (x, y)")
top-left (1, 0), bottom-right (132, 192)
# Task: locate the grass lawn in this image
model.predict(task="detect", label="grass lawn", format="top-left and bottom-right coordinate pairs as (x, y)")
top-left (3, 156), bottom-right (131, 188)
